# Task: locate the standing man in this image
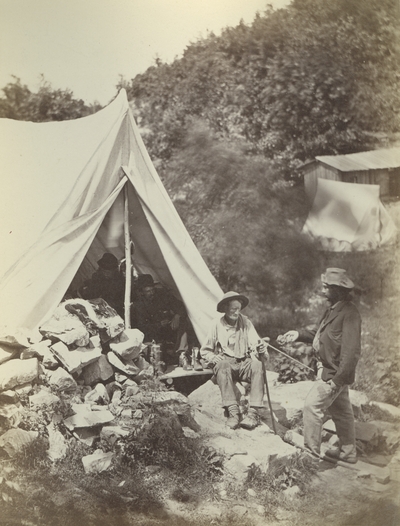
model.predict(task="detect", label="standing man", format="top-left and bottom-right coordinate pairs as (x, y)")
top-left (200, 291), bottom-right (269, 430)
top-left (278, 268), bottom-right (361, 463)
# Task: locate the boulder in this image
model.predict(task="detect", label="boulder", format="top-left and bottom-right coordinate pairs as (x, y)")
top-left (84, 383), bottom-right (110, 405)
top-left (50, 341), bottom-right (102, 374)
top-left (50, 341), bottom-right (81, 373)
top-left (188, 380), bottom-right (226, 420)
top-left (73, 427), bottom-right (99, 447)
top-left (46, 423), bottom-right (68, 461)
top-left (115, 372), bottom-right (128, 384)
top-left (269, 381), bottom-right (314, 426)
top-left (0, 347), bottom-right (18, 365)
top-left (100, 425), bottom-right (130, 445)
top-left (63, 408), bottom-right (114, 430)
top-left (125, 384), bottom-right (140, 397)
top-left (110, 329), bottom-right (144, 361)
top-left (355, 421), bottom-right (381, 446)
top-left (369, 420), bottom-right (400, 453)
top-left (0, 358), bottom-right (39, 391)
top-left (13, 383), bottom-right (33, 397)
top-left (107, 352), bottom-right (139, 376)
top-left (0, 403), bottom-right (24, 429)
top-left (82, 450), bottom-right (114, 474)
top-left (40, 307), bottom-right (90, 346)
top-left (47, 367), bottom-right (77, 393)
top-left (224, 453), bottom-right (260, 482)
top-left (349, 389), bottom-right (369, 417)
top-left (82, 355), bottom-right (114, 386)
top-left (0, 428), bottom-right (38, 457)
top-left (26, 340), bottom-right (58, 369)
top-left (388, 450), bottom-right (400, 483)
top-left (0, 390), bottom-right (19, 404)
top-left (369, 401), bottom-right (400, 420)
top-left (323, 419), bottom-right (381, 448)
top-left (134, 356), bottom-right (151, 371)
top-left (0, 328), bottom-right (30, 365)
top-left (88, 299), bottom-right (124, 341)
top-left (29, 389), bottom-right (60, 410)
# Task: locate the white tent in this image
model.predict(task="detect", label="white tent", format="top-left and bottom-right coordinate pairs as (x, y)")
top-left (302, 178), bottom-right (397, 251)
top-left (0, 90), bottom-right (222, 340)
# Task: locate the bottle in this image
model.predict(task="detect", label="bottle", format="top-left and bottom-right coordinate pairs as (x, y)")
top-left (192, 347), bottom-right (203, 371)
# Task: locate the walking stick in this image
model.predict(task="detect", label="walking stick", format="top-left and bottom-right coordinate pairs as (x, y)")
top-left (258, 344), bottom-right (277, 435)
top-left (262, 338), bottom-right (315, 374)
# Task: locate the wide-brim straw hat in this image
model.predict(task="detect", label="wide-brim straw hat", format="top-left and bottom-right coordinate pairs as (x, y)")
top-left (217, 291), bottom-right (249, 313)
top-left (321, 268), bottom-right (354, 289)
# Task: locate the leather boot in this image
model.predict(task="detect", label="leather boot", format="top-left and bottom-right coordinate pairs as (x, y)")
top-left (325, 444), bottom-right (357, 464)
top-left (240, 407), bottom-right (260, 430)
top-left (226, 404), bottom-right (240, 430)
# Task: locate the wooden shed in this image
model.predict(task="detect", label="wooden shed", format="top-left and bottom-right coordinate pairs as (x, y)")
top-left (302, 147), bottom-right (400, 201)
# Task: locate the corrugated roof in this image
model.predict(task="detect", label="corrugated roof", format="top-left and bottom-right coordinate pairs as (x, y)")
top-left (315, 147), bottom-right (400, 172)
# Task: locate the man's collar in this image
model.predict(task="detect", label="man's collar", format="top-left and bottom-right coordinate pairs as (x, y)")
top-left (222, 315), bottom-right (237, 327)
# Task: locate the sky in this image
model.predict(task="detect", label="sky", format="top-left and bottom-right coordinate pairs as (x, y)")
top-left (0, 0), bottom-right (290, 106)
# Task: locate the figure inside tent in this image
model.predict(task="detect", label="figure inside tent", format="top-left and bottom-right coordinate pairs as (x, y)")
top-left (130, 274), bottom-right (199, 364)
top-left (79, 253), bottom-right (125, 317)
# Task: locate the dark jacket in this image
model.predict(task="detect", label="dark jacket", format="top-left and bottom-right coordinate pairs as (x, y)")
top-left (298, 300), bottom-right (361, 386)
top-left (80, 269), bottom-right (125, 317)
top-left (131, 288), bottom-right (185, 343)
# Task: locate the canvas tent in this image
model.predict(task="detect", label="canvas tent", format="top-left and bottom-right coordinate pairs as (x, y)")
top-left (302, 178), bottom-right (397, 251)
top-left (0, 89), bottom-right (222, 340)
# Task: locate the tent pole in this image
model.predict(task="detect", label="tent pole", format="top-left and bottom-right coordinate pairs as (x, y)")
top-left (123, 183), bottom-right (132, 329)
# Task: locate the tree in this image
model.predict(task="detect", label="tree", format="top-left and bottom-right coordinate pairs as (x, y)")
top-left (159, 121), bottom-right (318, 331)
top-left (0, 76), bottom-right (99, 122)
top-left (121, 0), bottom-right (400, 177)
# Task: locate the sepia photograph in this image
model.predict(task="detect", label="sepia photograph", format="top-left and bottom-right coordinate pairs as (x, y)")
top-left (0, 1), bottom-right (399, 525)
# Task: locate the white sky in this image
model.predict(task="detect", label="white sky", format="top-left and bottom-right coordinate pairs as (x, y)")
top-left (0, 0), bottom-right (290, 105)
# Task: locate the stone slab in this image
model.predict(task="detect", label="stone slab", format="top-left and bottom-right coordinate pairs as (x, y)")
top-left (82, 450), bottom-right (114, 473)
top-left (110, 328), bottom-right (144, 361)
top-left (82, 354), bottom-right (114, 385)
top-left (47, 367), bottom-right (77, 393)
top-left (29, 390), bottom-right (60, 409)
top-left (0, 428), bottom-right (38, 457)
top-left (64, 408), bottom-right (114, 430)
top-left (0, 358), bottom-right (39, 391)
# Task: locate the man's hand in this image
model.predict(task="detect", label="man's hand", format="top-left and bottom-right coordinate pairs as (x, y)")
top-left (327, 379), bottom-right (339, 391)
top-left (276, 330), bottom-right (299, 345)
top-left (256, 338), bottom-right (269, 357)
top-left (208, 354), bottom-right (225, 367)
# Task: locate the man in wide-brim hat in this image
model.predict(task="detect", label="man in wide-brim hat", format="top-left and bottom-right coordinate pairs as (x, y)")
top-left (80, 252), bottom-right (125, 316)
top-left (200, 291), bottom-right (269, 430)
top-left (278, 268), bottom-right (361, 464)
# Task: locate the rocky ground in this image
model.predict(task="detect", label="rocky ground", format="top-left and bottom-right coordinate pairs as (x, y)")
top-left (1, 253), bottom-right (400, 526)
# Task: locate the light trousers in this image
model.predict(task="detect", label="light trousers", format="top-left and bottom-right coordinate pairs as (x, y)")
top-left (214, 356), bottom-right (264, 408)
top-left (303, 379), bottom-right (355, 455)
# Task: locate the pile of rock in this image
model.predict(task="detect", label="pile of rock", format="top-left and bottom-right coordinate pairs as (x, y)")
top-left (0, 298), bottom-right (164, 471)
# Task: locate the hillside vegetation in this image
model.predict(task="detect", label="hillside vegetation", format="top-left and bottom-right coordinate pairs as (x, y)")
top-left (117, 0), bottom-right (400, 330)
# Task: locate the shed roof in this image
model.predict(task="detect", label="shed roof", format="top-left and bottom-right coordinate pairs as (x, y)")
top-left (315, 147), bottom-right (400, 172)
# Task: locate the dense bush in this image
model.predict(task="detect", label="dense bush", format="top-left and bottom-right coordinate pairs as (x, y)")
top-left (122, 0), bottom-right (400, 175)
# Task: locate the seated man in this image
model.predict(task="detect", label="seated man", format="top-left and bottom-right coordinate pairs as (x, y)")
top-left (131, 274), bottom-right (189, 360)
top-left (200, 291), bottom-right (268, 430)
top-left (79, 253), bottom-right (125, 317)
